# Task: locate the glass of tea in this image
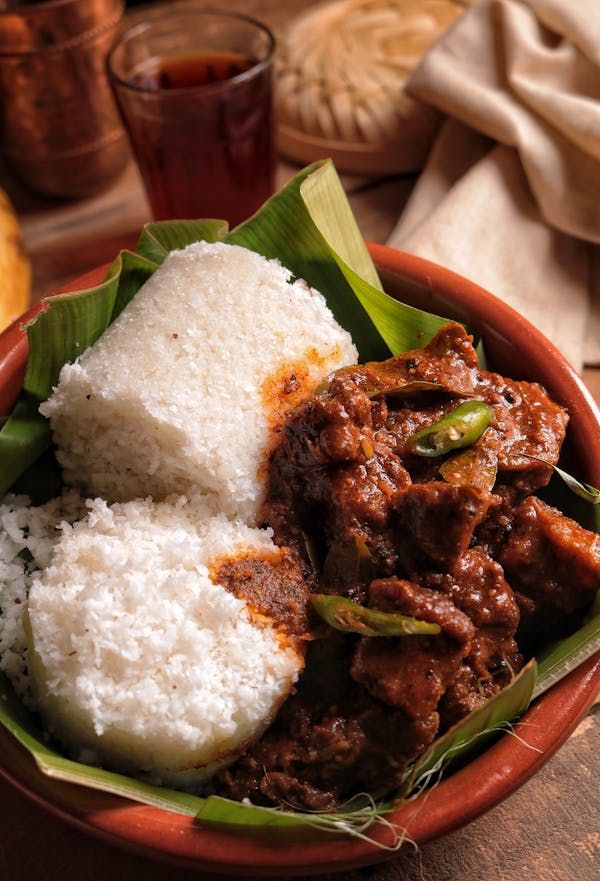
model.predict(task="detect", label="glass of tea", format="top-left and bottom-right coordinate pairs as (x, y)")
top-left (107, 5), bottom-right (275, 226)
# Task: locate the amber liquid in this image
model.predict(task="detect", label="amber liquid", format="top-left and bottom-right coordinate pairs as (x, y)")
top-left (116, 51), bottom-right (274, 225)
top-left (133, 51), bottom-right (257, 91)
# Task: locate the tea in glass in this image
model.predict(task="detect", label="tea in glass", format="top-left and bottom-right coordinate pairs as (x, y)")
top-left (107, 7), bottom-right (275, 225)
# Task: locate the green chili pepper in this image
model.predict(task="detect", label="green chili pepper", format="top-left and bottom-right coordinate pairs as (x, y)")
top-left (406, 401), bottom-right (494, 458)
top-left (310, 594), bottom-right (441, 637)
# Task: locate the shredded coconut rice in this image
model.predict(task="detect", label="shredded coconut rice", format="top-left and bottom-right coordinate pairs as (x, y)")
top-left (41, 242), bottom-right (357, 520)
top-left (0, 245), bottom-right (359, 790)
top-left (0, 490), bottom-right (85, 705)
top-left (26, 497), bottom-right (304, 788)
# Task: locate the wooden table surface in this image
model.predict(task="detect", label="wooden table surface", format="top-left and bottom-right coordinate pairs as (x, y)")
top-left (1, 2), bottom-right (598, 880)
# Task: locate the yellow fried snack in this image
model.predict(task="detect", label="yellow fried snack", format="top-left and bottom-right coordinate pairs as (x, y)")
top-left (0, 189), bottom-right (30, 331)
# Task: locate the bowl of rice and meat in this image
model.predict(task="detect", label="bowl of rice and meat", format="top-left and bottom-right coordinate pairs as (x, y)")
top-left (0, 231), bottom-right (598, 875)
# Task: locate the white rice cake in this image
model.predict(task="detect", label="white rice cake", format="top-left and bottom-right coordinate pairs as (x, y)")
top-left (26, 496), bottom-right (305, 789)
top-left (0, 490), bottom-right (85, 705)
top-left (41, 242), bottom-right (357, 519)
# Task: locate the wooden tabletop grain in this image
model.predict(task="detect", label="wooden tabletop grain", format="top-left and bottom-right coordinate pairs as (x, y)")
top-left (0, 2), bottom-right (598, 880)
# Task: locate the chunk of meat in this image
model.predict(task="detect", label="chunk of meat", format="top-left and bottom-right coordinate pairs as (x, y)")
top-left (267, 374), bottom-right (390, 516)
top-left (424, 548), bottom-right (520, 631)
top-left (350, 579), bottom-right (474, 719)
top-left (422, 548), bottom-right (523, 726)
top-left (498, 496), bottom-right (600, 616)
top-left (335, 322), bottom-right (480, 399)
top-left (475, 487), bottom-right (518, 559)
top-left (366, 577), bottom-right (476, 642)
top-left (266, 374), bottom-right (385, 526)
top-left (475, 373), bottom-right (568, 495)
top-left (215, 636), bottom-right (439, 809)
top-left (217, 704), bottom-right (439, 810)
top-left (266, 371), bottom-right (412, 597)
top-left (327, 453), bottom-right (412, 535)
top-left (319, 453), bottom-right (411, 597)
top-left (439, 665), bottom-right (508, 729)
top-left (394, 482), bottom-right (492, 571)
top-left (425, 322), bottom-right (480, 370)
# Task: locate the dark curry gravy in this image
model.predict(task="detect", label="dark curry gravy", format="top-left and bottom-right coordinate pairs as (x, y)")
top-left (214, 323), bottom-right (600, 811)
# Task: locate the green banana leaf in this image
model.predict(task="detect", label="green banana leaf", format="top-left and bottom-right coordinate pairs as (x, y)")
top-left (0, 397), bottom-right (52, 496)
top-left (23, 258), bottom-right (120, 401)
top-left (0, 655), bottom-right (539, 839)
top-left (0, 160), bottom-right (451, 497)
top-left (136, 219), bottom-right (229, 264)
top-left (534, 594), bottom-right (600, 699)
top-left (401, 661), bottom-right (537, 799)
top-left (195, 794), bottom-right (403, 846)
top-left (0, 673), bottom-right (204, 816)
top-left (0, 159), bottom-right (597, 835)
top-left (230, 160), bottom-right (448, 358)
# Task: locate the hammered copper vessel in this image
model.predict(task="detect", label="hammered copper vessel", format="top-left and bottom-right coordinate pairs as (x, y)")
top-left (0, 0), bottom-right (129, 199)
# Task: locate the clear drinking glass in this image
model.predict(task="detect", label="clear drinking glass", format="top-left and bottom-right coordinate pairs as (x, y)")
top-left (107, 5), bottom-right (276, 225)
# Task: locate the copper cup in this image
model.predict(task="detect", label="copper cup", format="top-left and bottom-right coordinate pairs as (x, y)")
top-left (0, 0), bottom-right (129, 199)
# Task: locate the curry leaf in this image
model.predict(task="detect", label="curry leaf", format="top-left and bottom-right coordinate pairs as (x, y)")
top-left (439, 445), bottom-right (498, 492)
top-left (366, 381), bottom-right (444, 399)
top-left (552, 465), bottom-right (600, 504)
top-left (523, 454), bottom-right (600, 505)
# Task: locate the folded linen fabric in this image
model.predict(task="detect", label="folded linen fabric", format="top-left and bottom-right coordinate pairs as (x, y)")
top-left (388, 0), bottom-right (600, 370)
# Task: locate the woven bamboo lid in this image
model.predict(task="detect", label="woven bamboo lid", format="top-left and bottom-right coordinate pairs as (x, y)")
top-left (276, 0), bottom-right (468, 174)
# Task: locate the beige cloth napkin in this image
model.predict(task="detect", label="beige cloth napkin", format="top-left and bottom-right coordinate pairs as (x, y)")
top-left (388, 0), bottom-right (600, 370)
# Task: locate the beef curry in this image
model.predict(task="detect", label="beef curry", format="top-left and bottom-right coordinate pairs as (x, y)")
top-left (215, 323), bottom-right (600, 811)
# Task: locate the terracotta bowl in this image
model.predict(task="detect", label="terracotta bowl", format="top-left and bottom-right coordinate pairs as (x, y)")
top-left (1, 245), bottom-right (599, 876)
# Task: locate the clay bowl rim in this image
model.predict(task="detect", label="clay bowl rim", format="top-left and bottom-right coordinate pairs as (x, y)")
top-left (0, 244), bottom-right (599, 877)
